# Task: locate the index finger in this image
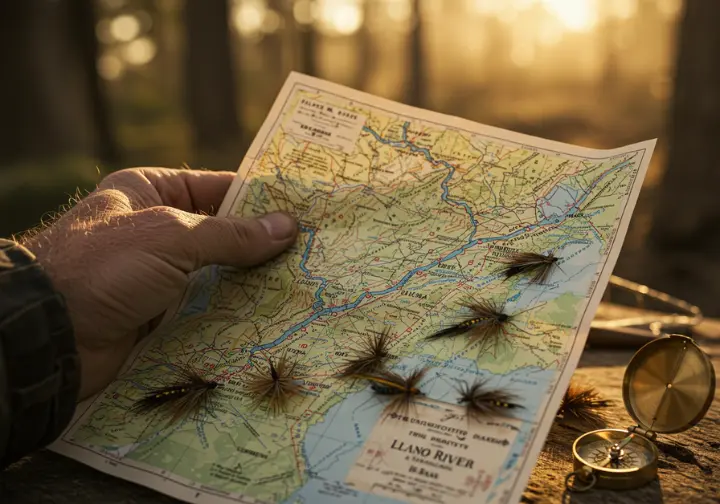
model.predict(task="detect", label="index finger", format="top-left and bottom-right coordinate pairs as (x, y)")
top-left (99, 167), bottom-right (237, 215)
top-left (144, 168), bottom-right (237, 215)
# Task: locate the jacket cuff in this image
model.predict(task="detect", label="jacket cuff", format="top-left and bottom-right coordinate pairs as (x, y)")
top-left (0, 239), bottom-right (80, 468)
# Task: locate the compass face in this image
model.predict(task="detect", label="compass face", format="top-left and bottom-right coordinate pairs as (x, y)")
top-left (574, 429), bottom-right (657, 472)
top-left (580, 438), bottom-right (645, 469)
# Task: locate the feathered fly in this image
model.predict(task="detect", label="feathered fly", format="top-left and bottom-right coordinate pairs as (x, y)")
top-left (498, 251), bottom-right (559, 284)
top-left (337, 328), bottom-right (392, 378)
top-left (556, 381), bottom-right (612, 428)
top-left (427, 299), bottom-right (512, 352)
top-left (133, 365), bottom-right (220, 425)
top-left (355, 368), bottom-right (427, 417)
top-left (246, 354), bottom-right (303, 416)
top-left (457, 379), bottom-right (523, 421)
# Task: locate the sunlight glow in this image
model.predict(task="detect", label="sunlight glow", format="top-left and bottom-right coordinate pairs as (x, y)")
top-left (387, 0), bottom-right (411, 23)
top-left (469, 0), bottom-right (504, 16)
top-left (511, 42), bottom-right (536, 67)
top-left (293, 0), bottom-right (316, 25)
top-left (317, 0), bottom-right (363, 36)
top-left (123, 37), bottom-right (157, 65)
top-left (537, 18), bottom-right (563, 46)
top-left (109, 14), bottom-right (140, 42)
top-left (541, 0), bottom-right (597, 32)
top-left (233, 0), bottom-right (267, 37)
top-left (606, 0), bottom-right (637, 20)
top-left (471, 0), bottom-right (535, 15)
top-left (657, 0), bottom-right (682, 18)
top-left (511, 25), bottom-right (536, 67)
top-left (470, 0), bottom-right (600, 32)
top-left (262, 9), bottom-right (282, 33)
top-left (98, 55), bottom-right (124, 80)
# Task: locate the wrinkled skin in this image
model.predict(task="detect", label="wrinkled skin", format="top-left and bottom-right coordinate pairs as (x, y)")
top-left (20, 167), bottom-right (298, 399)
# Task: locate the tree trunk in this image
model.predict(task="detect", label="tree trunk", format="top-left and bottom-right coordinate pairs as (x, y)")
top-left (406, 0), bottom-right (423, 107)
top-left (299, 27), bottom-right (318, 77)
top-left (68, 0), bottom-right (119, 163)
top-left (353, 0), bottom-right (373, 91)
top-left (0, 0), bottom-right (100, 164)
top-left (265, 0), bottom-right (286, 83)
top-left (183, 0), bottom-right (241, 153)
top-left (643, 0), bottom-right (720, 315)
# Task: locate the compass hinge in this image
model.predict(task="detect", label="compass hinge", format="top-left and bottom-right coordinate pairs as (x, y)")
top-left (627, 425), bottom-right (656, 441)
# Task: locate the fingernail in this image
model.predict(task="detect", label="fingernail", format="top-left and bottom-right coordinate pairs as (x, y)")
top-left (259, 212), bottom-right (297, 240)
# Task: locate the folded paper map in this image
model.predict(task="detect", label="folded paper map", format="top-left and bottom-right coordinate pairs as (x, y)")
top-left (51, 72), bottom-right (656, 504)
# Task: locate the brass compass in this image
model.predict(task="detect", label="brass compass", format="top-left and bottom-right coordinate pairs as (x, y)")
top-left (565, 334), bottom-right (715, 492)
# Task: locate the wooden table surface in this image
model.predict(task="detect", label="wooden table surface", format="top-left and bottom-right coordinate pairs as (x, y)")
top-left (2, 311), bottom-right (718, 504)
top-left (524, 319), bottom-right (720, 504)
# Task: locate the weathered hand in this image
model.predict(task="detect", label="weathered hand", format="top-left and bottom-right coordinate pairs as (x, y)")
top-left (20, 167), bottom-right (298, 399)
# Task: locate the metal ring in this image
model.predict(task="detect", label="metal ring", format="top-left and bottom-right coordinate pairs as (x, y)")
top-left (565, 471), bottom-right (597, 492)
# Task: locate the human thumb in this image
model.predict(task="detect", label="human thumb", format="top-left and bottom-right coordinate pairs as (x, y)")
top-left (139, 208), bottom-right (299, 272)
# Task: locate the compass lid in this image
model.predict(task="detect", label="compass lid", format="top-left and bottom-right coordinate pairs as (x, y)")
top-left (623, 334), bottom-right (716, 434)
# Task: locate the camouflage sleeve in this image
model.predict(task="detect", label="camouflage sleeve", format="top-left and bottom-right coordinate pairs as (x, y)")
top-left (0, 239), bottom-right (80, 469)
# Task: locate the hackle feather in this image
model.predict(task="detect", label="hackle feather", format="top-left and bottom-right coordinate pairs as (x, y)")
top-left (246, 353), bottom-right (303, 416)
top-left (499, 251), bottom-right (559, 284)
top-left (132, 365), bottom-right (220, 425)
top-left (556, 381), bottom-right (611, 428)
top-left (427, 299), bottom-right (512, 353)
top-left (355, 367), bottom-right (428, 418)
top-left (337, 328), bottom-right (392, 378)
top-left (457, 379), bottom-right (523, 421)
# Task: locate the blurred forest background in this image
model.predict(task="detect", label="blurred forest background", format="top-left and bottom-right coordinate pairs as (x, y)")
top-left (1, 0), bottom-right (719, 316)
